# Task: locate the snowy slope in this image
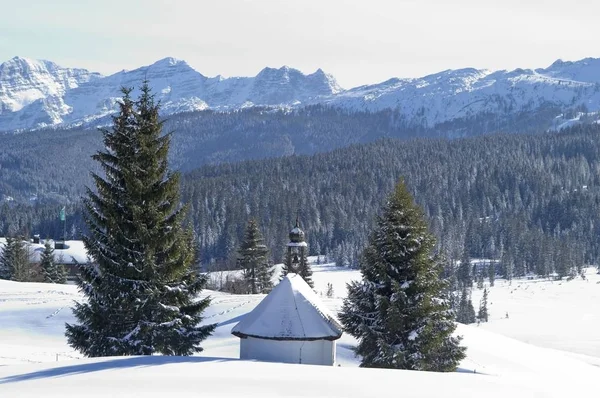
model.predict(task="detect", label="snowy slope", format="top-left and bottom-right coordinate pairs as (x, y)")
top-left (324, 65), bottom-right (600, 127)
top-left (470, 268), bottom-right (600, 359)
top-left (2, 56), bottom-right (600, 132)
top-left (0, 262), bottom-right (599, 396)
top-left (0, 346), bottom-right (597, 398)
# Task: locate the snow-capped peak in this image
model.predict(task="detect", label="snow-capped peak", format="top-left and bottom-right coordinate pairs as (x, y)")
top-left (0, 57), bottom-right (102, 116)
top-left (2, 55), bottom-right (600, 132)
top-left (536, 57), bottom-right (600, 84)
top-left (149, 57), bottom-right (189, 68)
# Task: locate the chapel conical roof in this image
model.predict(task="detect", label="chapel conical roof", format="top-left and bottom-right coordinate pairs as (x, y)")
top-left (231, 273), bottom-right (343, 341)
top-left (289, 215), bottom-right (305, 243)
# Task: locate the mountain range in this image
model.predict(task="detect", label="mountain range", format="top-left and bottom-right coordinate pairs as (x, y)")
top-left (1, 55), bottom-right (600, 132)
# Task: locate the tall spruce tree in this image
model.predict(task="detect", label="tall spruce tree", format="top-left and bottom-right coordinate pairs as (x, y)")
top-left (238, 219), bottom-right (273, 294)
top-left (339, 180), bottom-right (466, 371)
top-left (65, 84), bottom-right (215, 357)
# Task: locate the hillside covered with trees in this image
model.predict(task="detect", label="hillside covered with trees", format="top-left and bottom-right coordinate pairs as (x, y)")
top-left (3, 124), bottom-right (600, 280)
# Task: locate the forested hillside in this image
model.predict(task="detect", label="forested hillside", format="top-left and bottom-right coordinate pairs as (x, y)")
top-left (0, 104), bottom-right (578, 204)
top-left (0, 106), bottom-right (417, 203)
top-left (180, 124), bottom-right (600, 278)
top-left (2, 124), bottom-right (600, 279)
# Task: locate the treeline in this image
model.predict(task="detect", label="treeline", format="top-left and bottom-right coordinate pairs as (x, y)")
top-left (3, 124), bottom-right (600, 280)
top-left (180, 124), bottom-right (600, 279)
top-left (1, 103), bottom-right (582, 204)
top-left (0, 106), bottom-right (420, 204)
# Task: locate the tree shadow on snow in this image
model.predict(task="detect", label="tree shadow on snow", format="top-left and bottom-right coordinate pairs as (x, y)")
top-left (0, 356), bottom-right (235, 384)
top-left (216, 313), bottom-right (247, 328)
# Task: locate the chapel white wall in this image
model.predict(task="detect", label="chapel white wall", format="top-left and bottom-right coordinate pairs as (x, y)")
top-left (239, 337), bottom-right (335, 366)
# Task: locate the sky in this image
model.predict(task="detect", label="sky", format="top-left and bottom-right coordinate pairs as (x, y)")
top-left (1, 0), bottom-right (599, 88)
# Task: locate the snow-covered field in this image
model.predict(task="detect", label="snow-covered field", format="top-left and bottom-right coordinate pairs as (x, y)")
top-left (1, 260), bottom-right (599, 397)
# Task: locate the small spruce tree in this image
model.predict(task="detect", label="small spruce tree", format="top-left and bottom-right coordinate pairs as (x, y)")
top-left (0, 236), bottom-right (14, 280)
top-left (238, 219), bottom-right (273, 294)
top-left (65, 84), bottom-right (215, 357)
top-left (456, 287), bottom-right (476, 324)
top-left (457, 247), bottom-right (472, 289)
top-left (477, 287), bottom-right (489, 323)
top-left (488, 262), bottom-right (495, 287)
top-left (40, 242), bottom-right (57, 283)
top-left (53, 261), bottom-right (68, 284)
top-left (1, 237), bottom-right (34, 282)
top-left (325, 282), bottom-right (334, 298)
top-left (339, 180), bottom-right (466, 371)
top-left (476, 270), bottom-right (484, 289)
top-left (297, 251), bottom-right (314, 288)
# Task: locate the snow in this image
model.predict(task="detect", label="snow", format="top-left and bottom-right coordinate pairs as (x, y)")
top-left (0, 259), bottom-right (599, 396)
top-left (286, 241), bottom-right (308, 247)
top-left (4, 56), bottom-right (600, 132)
top-left (324, 62), bottom-right (600, 127)
top-left (231, 273), bottom-right (342, 340)
top-left (470, 268), bottom-right (600, 359)
top-left (1, 354), bottom-right (593, 398)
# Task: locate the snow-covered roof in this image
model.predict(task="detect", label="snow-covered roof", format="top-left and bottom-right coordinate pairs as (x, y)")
top-left (231, 273), bottom-right (343, 341)
top-left (286, 241), bottom-right (307, 247)
top-left (0, 238), bottom-right (90, 264)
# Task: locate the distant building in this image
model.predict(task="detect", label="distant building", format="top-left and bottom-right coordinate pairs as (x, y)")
top-left (0, 237), bottom-right (90, 280)
top-left (231, 273), bottom-right (343, 366)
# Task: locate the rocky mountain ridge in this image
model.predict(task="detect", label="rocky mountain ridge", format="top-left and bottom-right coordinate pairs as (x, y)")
top-left (1, 55), bottom-right (599, 132)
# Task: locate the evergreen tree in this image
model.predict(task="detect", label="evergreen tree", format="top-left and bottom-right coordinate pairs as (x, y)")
top-left (65, 84), bottom-right (216, 357)
top-left (456, 287), bottom-right (476, 324)
top-left (457, 246), bottom-right (472, 289)
top-left (477, 288), bottom-right (489, 323)
top-left (476, 270), bottom-right (484, 289)
top-left (280, 251), bottom-right (293, 279)
top-left (325, 282), bottom-right (334, 298)
top-left (297, 250), bottom-right (314, 288)
top-left (1, 236), bottom-right (34, 282)
top-left (487, 262), bottom-right (495, 287)
top-left (39, 241), bottom-right (67, 284)
top-left (40, 242), bottom-right (57, 283)
top-left (0, 236), bottom-right (14, 280)
top-left (238, 219), bottom-right (273, 294)
top-left (339, 180), bottom-right (466, 371)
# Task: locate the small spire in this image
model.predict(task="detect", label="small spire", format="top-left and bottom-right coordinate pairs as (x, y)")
top-left (295, 211), bottom-right (300, 228)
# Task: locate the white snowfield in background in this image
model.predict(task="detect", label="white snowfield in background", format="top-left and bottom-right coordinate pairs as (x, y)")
top-left (0, 260), bottom-right (599, 397)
